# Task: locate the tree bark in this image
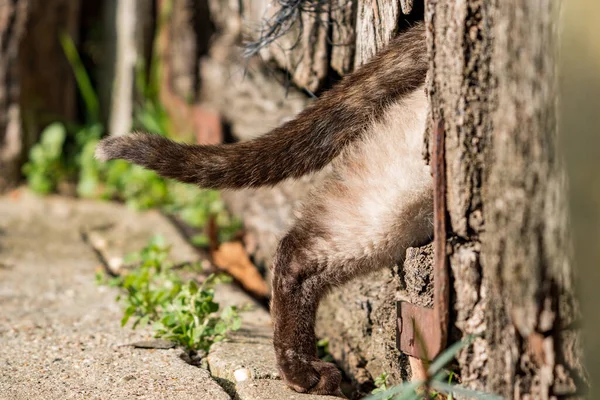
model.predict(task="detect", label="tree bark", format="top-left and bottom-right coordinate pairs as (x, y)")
top-left (1, 0), bottom-right (82, 193)
top-left (0, 0), bottom-right (28, 193)
top-left (427, 0), bottom-right (586, 397)
top-left (18, 0), bottom-right (80, 133)
top-left (102, 0), bottom-right (153, 136)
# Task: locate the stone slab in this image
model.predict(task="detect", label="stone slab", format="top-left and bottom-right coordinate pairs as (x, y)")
top-left (0, 189), bottom-right (229, 400)
top-left (0, 189), bottom-right (339, 400)
top-left (236, 379), bottom-right (340, 400)
top-left (209, 285), bottom-right (279, 383)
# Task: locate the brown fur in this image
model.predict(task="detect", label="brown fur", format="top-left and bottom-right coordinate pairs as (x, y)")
top-left (95, 23), bottom-right (430, 397)
top-left (95, 24), bottom-right (426, 189)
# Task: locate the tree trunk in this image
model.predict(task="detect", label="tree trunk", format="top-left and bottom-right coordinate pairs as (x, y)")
top-left (0, 0), bottom-right (28, 193)
top-left (102, 0), bottom-right (153, 136)
top-left (0, 0), bottom-right (81, 193)
top-left (174, 0), bottom-right (587, 395)
top-left (427, 0), bottom-right (586, 397)
top-left (19, 0), bottom-right (80, 135)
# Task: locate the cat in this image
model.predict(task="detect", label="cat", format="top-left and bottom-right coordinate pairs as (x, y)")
top-left (96, 23), bottom-right (431, 397)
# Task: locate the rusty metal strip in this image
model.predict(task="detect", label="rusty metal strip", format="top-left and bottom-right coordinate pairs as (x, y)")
top-left (397, 119), bottom-right (449, 360)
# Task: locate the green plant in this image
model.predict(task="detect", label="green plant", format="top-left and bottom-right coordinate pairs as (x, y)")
top-left (24, 33), bottom-right (241, 246)
top-left (441, 372), bottom-right (456, 400)
top-left (133, 57), bottom-right (171, 135)
top-left (111, 236), bottom-right (182, 327)
top-left (154, 277), bottom-right (241, 351)
top-left (427, 371), bottom-right (458, 400)
top-left (371, 372), bottom-right (393, 400)
top-left (317, 338), bottom-right (334, 363)
top-left (22, 123), bottom-right (68, 194)
top-left (59, 33), bottom-right (100, 122)
top-left (365, 337), bottom-right (504, 400)
top-left (23, 34), bottom-right (104, 195)
top-left (104, 236), bottom-right (241, 351)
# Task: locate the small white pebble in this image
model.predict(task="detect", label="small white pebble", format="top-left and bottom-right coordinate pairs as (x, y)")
top-left (234, 368), bottom-right (251, 382)
top-left (108, 257), bottom-right (123, 271)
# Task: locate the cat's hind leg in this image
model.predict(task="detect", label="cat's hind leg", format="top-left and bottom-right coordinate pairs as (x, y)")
top-left (270, 90), bottom-right (433, 396)
top-left (270, 169), bottom-right (433, 395)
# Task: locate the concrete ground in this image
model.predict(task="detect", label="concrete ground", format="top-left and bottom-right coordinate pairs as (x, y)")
top-left (0, 189), bottom-right (336, 400)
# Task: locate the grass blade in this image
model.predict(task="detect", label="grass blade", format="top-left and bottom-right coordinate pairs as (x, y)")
top-left (59, 33), bottom-right (100, 122)
top-left (428, 335), bottom-right (475, 376)
top-left (430, 381), bottom-right (505, 400)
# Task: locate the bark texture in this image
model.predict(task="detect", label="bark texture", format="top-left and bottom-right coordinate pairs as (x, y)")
top-left (102, 0), bottom-right (153, 136)
top-left (18, 0), bottom-right (80, 133)
top-left (315, 245), bottom-right (433, 391)
top-left (0, 0), bottom-right (28, 193)
top-left (207, 0), bottom-right (420, 93)
top-left (428, 0), bottom-right (586, 397)
top-left (163, 0), bottom-right (212, 101)
top-left (0, 0), bottom-right (80, 193)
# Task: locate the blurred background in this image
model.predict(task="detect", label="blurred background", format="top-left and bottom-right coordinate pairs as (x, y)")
top-left (561, 0), bottom-right (600, 392)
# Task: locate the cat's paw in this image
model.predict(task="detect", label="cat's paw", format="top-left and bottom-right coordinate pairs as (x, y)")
top-left (279, 357), bottom-right (344, 397)
top-left (279, 357), bottom-right (319, 393)
top-left (307, 360), bottom-right (344, 397)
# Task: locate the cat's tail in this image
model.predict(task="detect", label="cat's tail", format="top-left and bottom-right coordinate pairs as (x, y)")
top-left (95, 24), bottom-right (426, 189)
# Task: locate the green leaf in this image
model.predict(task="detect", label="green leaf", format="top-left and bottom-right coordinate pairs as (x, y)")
top-left (191, 234), bottom-right (210, 247)
top-left (188, 281), bottom-right (199, 295)
top-left (373, 372), bottom-right (389, 388)
top-left (365, 380), bottom-right (423, 400)
top-left (121, 306), bottom-right (136, 327)
top-left (229, 316), bottom-right (242, 331)
top-left (23, 122), bottom-right (68, 194)
top-left (138, 314), bottom-right (151, 327)
top-left (40, 123), bottom-right (67, 158)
